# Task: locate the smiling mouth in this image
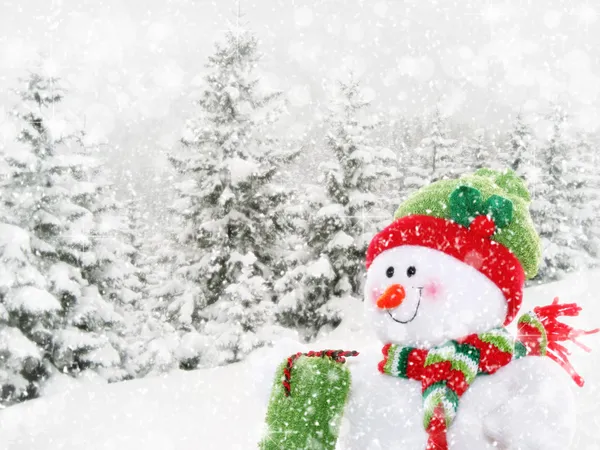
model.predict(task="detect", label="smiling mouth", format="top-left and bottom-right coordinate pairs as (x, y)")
top-left (386, 288), bottom-right (422, 324)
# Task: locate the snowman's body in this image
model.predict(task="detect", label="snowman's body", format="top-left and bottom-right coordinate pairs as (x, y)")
top-left (338, 353), bottom-right (575, 450)
top-left (337, 346), bottom-right (427, 449)
top-left (335, 244), bottom-right (577, 450)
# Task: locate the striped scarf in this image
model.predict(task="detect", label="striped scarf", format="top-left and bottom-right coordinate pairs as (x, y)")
top-left (378, 300), bottom-right (597, 450)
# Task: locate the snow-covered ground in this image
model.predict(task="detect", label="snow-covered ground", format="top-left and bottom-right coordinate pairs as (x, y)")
top-left (1, 270), bottom-right (599, 450)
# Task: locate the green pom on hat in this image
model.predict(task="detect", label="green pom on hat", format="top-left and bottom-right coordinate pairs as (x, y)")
top-left (484, 194), bottom-right (513, 229)
top-left (395, 168), bottom-right (541, 279)
top-left (448, 186), bottom-right (514, 230)
top-left (449, 185), bottom-right (484, 228)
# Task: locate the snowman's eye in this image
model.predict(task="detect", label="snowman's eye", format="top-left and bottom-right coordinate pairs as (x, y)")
top-left (407, 266), bottom-right (416, 277)
top-left (385, 266), bottom-right (395, 278)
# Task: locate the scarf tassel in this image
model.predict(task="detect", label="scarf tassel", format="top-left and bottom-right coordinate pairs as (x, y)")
top-left (426, 405), bottom-right (449, 450)
top-left (522, 297), bottom-right (599, 387)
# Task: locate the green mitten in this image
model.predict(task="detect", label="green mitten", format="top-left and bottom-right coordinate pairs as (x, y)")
top-left (259, 350), bottom-right (356, 450)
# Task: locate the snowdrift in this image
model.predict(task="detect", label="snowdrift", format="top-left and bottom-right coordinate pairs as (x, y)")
top-left (1, 271), bottom-right (599, 449)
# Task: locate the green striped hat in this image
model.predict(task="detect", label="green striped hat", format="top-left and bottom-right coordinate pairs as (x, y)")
top-left (394, 168), bottom-right (541, 279)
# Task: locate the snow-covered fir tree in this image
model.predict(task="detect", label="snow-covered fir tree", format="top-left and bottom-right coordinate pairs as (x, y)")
top-left (0, 71), bottom-right (132, 404)
top-left (503, 113), bottom-right (537, 181)
top-left (275, 79), bottom-right (396, 340)
top-left (402, 108), bottom-right (457, 196)
top-left (0, 223), bottom-right (56, 405)
top-left (401, 150), bottom-right (431, 196)
top-left (416, 107), bottom-right (458, 182)
top-left (66, 154), bottom-right (141, 312)
top-left (530, 105), bottom-right (587, 281)
top-left (465, 128), bottom-right (491, 171)
top-left (120, 218), bottom-right (181, 378)
top-left (133, 211), bottom-right (190, 377)
top-left (166, 26), bottom-right (295, 367)
top-left (408, 114), bottom-right (429, 149)
top-left (384, 115), bottom-right (412, 162)
top-left (82, 188), bottom-right (175, 379)
top-left (567, 135), bottom-right (600, 267)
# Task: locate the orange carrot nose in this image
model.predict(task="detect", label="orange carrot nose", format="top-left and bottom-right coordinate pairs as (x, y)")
top-left (376, 284), bottom-right (406, 309)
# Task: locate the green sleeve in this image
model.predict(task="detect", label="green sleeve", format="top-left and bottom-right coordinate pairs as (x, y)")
top-left (259, 356), bottom-right (352, 450)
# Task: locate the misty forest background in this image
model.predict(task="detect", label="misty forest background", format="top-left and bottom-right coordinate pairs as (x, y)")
top-left (0, 22), bottom-right (599, 408)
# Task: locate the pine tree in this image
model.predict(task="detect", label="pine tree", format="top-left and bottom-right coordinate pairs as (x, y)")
top-left (401, 109), bottom-right (457, 198)
top-left (0, 71), bottom-right (129, 404)
top-left (0, 223), bottom-right (57, 405)
top-left (568, 135), bottom-right (600, 268)
top-left (503, 113), bottom-right (537, 181)
top-left (276, 79), bottom-right (395, 340)
top-left (465, 128), bottom-right (491, 170)
top-left (419, 108), bottom-right (458, 181)
top-left (85, 184), bottom-right (141, 308)
top-left (531, 105), bottom-right (586, 281)
top-left (401, 145), bottom-right (431, 197)
top-left (166, 26), bottom-right (295, 367)
top-left (83, 186), bottom-right (160, 379)
top-left (121, 205), bottom-right (182, 378)
top-left (386, 115), bottom-right (414, 162)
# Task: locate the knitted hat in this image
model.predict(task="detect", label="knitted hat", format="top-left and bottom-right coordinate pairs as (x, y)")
top-left (366, 168), bottom-right (541, 325)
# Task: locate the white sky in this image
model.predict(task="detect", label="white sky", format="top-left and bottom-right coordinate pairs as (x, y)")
top-left (0, 0), bottom-right (599, 205)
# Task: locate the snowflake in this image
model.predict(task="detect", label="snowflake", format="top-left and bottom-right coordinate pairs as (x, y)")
top-left (326, 368), bottom-right (341, 383)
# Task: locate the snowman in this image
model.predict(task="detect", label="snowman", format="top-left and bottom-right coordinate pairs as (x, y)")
top-left (260, 169), bottom-right (596, 450)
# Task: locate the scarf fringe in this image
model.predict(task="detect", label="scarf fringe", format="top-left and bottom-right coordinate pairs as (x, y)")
top-left (518, 297), bottom-right (599, 387)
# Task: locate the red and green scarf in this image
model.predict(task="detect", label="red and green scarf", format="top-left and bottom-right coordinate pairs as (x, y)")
top-left (378, 299), bottom-right (597, 450)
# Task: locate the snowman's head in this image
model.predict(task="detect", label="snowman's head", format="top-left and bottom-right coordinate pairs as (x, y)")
top-left (364, 212), bottom-right (527, 348)
top-left (364, 245), bottom-right (508, 347)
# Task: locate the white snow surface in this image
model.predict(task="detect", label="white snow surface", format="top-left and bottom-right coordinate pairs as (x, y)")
top-left (1, 270), bottom-right (599, 449)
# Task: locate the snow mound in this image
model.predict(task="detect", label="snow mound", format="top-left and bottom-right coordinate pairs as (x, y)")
top-left (4, 286), bottom-right (61, 314)
top-left (0, 328), bottom-right (41, 361)
top-left (1, 271), bottom-right (599, 449)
